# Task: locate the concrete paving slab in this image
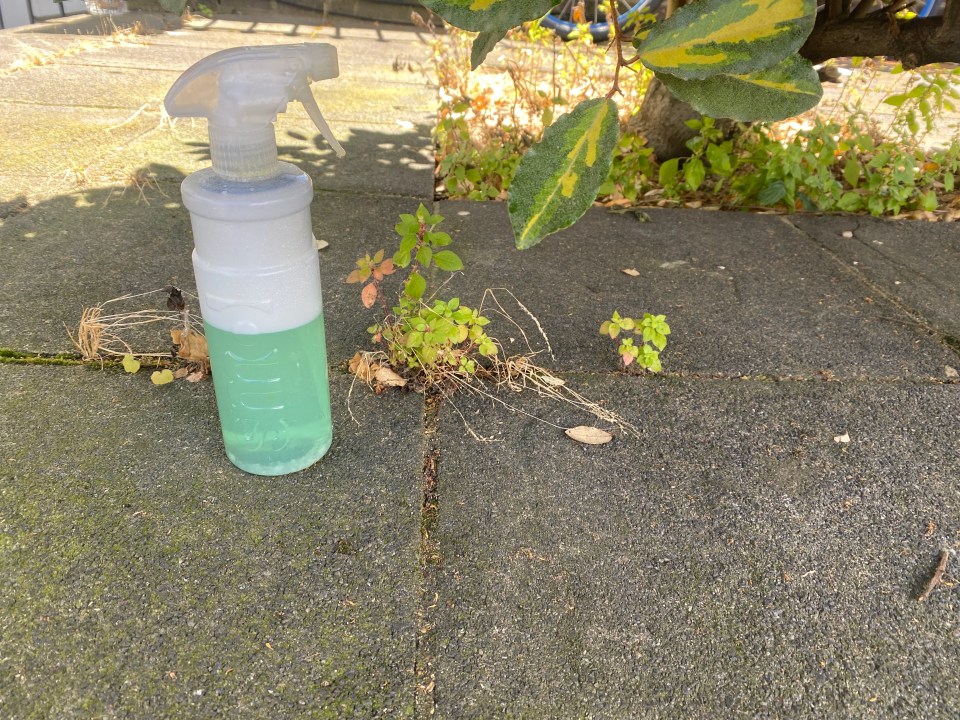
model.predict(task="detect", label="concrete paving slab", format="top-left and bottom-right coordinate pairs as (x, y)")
top-left (0, 183), bottom-right (425, 362)
top-left (172, 17), bottom-right (436, 46)
top-left (788, 214), bottom-right (960, 341)
top-left (109, 118), bottom-right (435, 198)
top-left (1, 26), bottom-right (434, 120)
top-left (0, 61), bottom-right (181, 109)
top-left (10, 9), bottom-right (172, 37)
top-left (0, 365), bottom-right (423, 718)
top-left (426, 375), bottom-right (960, 718)
top-left (0, 182), bottom-right (196, 355)
top-left (435, 202), bottom-right (957, 379)
top-left (0, 32), bottom-right (88, 67)
top-left (2, 59), bottom-right (432, 121)
top-left (0, 103), bottom-right (159, 202)
top-left (51, 29), bottom-right (435, 77)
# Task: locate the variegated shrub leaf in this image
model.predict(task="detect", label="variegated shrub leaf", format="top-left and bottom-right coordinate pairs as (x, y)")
top-left (656, 54), bottom-right (822, 121)
top-left (509, 98), bottom-right (620, 250)
top-left (471, 29), bottom-right (508, 70)
top-left (420, 0), bottom-right (557, 32)
top-left (637, 0), bottom-right (816, 80)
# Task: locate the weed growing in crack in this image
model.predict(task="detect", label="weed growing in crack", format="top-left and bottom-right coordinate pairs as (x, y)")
top-left (347, 204), bottom-right (497, 384)
top-left (68, 287), bottom-right (209, 384)
top-left (601, 310), bottom-right (670, 371)
top-left (347, 206), bottom-right (643, 441)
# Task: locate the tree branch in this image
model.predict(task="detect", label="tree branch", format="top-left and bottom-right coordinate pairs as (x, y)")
top-left (800, 15), bottom-right (960, 68)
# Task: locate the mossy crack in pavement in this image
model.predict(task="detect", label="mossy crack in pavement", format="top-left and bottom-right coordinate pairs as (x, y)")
top-left (781, 215), bottom-right (960, 361)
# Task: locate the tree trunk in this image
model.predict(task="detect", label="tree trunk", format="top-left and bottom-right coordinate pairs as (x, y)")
top-left (628, 77), bottom-right (739, 161)
top-left (627, 77), bottom-right (702, 161)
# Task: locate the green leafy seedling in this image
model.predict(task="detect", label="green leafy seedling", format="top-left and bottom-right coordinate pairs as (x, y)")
top-left (351, 206), bottom-right (496, 381)
top-left (601, 311), bottom-right (670, 371)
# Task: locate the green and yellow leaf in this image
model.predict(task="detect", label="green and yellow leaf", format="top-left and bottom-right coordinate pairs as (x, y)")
top-left (655, 55), bottom-right (822, 122)
top-left (420, 0), bottom-right (556, 32)
top-left (471, 29), bottom-right (508, 70)
top-left (151, 369), bottom-right (174, 385)
top-left (122, 354), bottom-right (141, 373)
top-left (509, 98), bottom-right (620, 250)
top-left (637, 0), bottom-right (816, 80)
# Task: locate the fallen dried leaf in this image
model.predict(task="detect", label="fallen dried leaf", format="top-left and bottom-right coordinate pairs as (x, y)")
top-left (621, 268), bottom-right (640, 277)
top-left (186, 370), bottom-right (205, 383)
top-left (173, 367), bottom-right (190, 379)
top-left (166, 286), bottom-right (186, 312)
top-left (539, 374), bottom-right (566, 387)
top-left (565, 426), bottom-right (613, 445)
top-left (349, 352), bottom-right (380, 383)
top-left (918, 550), bottom-right (950, 602)
top-left (834, 432), bottom-right (851, 444)
top-left (945, 365), bottom-right (958, 379)
top-left (348, 352), bottom-right (363, 373)
top-left (171, 327), bottom-right (209, 364)
top-left (374, 366), bottom-right (407, 388)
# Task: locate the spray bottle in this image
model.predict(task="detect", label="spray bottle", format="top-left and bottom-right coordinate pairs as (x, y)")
top-left (164, 44), bottom-right (345, 476)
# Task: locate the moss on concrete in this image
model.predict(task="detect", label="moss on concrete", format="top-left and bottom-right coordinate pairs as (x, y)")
top-left (0, 367), bottom-right (423, 717)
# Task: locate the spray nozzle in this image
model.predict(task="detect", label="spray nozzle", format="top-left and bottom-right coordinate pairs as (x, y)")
top-left (164, 43), bottom-right (345, 181)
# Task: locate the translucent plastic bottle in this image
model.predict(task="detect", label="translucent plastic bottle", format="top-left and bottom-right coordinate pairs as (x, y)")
top-left (164, 44), bottom-right (345, 475)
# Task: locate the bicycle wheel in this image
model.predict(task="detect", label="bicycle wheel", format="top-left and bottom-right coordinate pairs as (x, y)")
top-left (541, 0), bottom-right (661, 41)
top-left (917, 0), bottom-right (944, 16)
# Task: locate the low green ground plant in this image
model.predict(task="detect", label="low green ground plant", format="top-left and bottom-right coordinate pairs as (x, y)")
top-left (600, 311), bottom-right (670, 372)
top-left (347, 205), bottom-right (646, 439)
top-left (658, 116), bottom-right (959, 216)
top-left (348, 204), bottom-right (497, 381)
top-left (432, 23), bottom-right (960, 219)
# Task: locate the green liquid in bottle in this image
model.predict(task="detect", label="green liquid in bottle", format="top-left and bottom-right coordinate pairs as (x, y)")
top-left (204, 314), bottom-right (332, 475)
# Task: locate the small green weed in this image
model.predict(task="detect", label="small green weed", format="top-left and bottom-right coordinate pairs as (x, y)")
top-left (348, 204), bottom-right (497, 380)
top-left (882, 64), bottom-right (960, 143)
top-left (655, 116), bottom-right (960, 217)
top-left (598, 132), bottom-right (657, 204)
top-left (600, 311), bottom-right (670, 372)
top-left (432, 24), bottom-right (959, 219)
top-left (348, 207), bottom-right (650, 440)
top-left (436, 102), bottom-right (521, 200)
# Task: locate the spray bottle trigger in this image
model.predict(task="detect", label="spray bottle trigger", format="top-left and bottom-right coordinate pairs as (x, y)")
top-left (298, 88), bottom-right (345, 158)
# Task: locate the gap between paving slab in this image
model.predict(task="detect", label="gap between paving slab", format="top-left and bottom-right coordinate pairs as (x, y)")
top-left (786, 214), bottom-right (960, 342)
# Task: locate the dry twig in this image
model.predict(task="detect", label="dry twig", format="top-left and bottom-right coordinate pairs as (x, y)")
top-left (918, 549), bottom-right (951, 602)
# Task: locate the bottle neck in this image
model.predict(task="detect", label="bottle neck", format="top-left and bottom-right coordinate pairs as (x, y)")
top-left (209, 124), bottom-right (279, 182)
